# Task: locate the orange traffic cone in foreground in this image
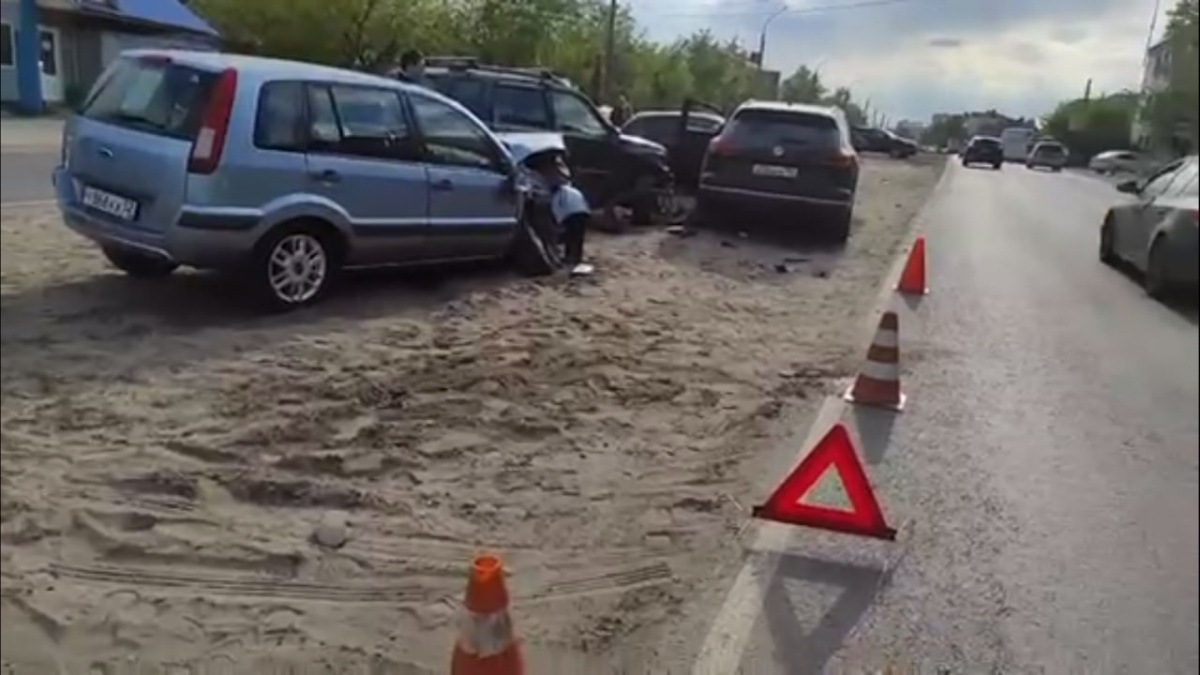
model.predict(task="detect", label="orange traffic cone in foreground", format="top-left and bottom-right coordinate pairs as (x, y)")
top-left (451, 555), bottom-right (523, 675)
top-left (896, 236), bottom-right (928, 295)
top-left (844, 310), bottom-right (905, 411)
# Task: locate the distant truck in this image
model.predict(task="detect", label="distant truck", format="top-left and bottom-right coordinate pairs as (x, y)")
top-left (1000, 127), bottom-right (1037, 162)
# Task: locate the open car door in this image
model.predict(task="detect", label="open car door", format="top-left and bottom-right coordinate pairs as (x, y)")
top-left (673, 98), bottom-right (726, 192)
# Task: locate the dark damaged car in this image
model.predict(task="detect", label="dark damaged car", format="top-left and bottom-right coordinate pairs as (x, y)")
top-left (408, 57), bottom-right (674, 224)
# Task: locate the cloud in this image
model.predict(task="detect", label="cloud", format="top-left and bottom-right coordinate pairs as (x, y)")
top-left (1049, 25), bottom-right (1091, 45)
top-left (927, 38), bottom-right (963, 49)
top-left (629, 0), bottom-right (1166, 121)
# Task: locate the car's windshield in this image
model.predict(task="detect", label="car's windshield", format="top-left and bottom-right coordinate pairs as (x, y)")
top-left (725, 109), bottom-right (841, 149)
top-left (549, 89), bottom-right (610, 135)
top-left (623, 116), bottom-right (676, 141)
top-left (80, 56), bottom-right (218, 140)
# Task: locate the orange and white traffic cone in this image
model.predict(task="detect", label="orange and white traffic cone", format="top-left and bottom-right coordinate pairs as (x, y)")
top-left (896, 235), bottom-right (928, 295)
top-left (451, 554), bottom-right (523, 675)
top-left (844, 310), bottom-right (905, 411)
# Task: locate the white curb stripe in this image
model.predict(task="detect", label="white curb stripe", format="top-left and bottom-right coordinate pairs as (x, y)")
top-left (691, 396), bottom-right (844, 675)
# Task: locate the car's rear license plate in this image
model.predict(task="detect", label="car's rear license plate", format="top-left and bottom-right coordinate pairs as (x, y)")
top-left (752, 164), bottom-right (798, 178)
top-left (82, 186), bottom-right (138, 221)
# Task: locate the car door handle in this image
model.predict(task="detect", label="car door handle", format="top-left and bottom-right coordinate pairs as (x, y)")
top-left (432, 179), bottom-right (455, 191)
top-left (309, 169), bottom-right (340, 183)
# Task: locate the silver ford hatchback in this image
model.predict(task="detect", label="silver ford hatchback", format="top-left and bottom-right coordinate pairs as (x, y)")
top-left (54, 50), bottom-right (563, 310)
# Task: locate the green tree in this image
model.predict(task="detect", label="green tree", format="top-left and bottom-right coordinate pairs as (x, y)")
top-left (779, 65), bottom-right (826, 104)
top-left (1042, 92), bottom-right (1139, 160)
top-left (822, 86), bottom-right (867, 125)
top-left (189, 0), bottom-right (873, 115)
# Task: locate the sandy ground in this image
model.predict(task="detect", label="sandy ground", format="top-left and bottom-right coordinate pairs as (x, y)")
top-left (0, 119), bottom-right (64, 152)
top-left (0, 156), bottom-right (943, 674)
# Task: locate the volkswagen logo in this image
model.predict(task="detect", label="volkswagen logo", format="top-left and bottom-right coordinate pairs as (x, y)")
top-left (772, 145), bottom-right (784, 157)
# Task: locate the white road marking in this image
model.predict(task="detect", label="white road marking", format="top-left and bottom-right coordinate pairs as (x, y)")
top-left (691, 163), bottom-right (950, 673)
top-left (690, 395), bottom-right (846, 675)
top-left (0, 144), bottom-right (61, 154)
top-left (1, 199), bottom-right (56, 209)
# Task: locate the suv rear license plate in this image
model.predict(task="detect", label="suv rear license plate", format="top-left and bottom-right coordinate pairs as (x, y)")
top-left (82, 186), bottom-right (138, 221)
top-left (752, 164), bottom-right (798, 178)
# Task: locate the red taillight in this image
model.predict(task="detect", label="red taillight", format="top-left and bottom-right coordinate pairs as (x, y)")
top-left (707, 135), bottom-right (731, 156)
top-left (188, 68), bottom-right (238, 175)
top-left (824, 150), bottom-right (857, 169)
top-left (1190, 210), bottom-right (1199, 222)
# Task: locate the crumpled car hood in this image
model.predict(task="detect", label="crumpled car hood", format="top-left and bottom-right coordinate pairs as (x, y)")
top-left (496, 132), bottom-right (567, 166)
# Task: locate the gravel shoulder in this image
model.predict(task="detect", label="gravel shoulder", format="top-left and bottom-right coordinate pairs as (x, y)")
top-left (0, 156), bottom-right (944, 673)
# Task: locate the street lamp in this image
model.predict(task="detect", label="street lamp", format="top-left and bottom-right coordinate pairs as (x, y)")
top-left (756, 5), bottom-right (789, 70)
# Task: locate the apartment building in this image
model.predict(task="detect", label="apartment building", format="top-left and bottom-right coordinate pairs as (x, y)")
top-left (1131, 37), bottom-right (1176, 147)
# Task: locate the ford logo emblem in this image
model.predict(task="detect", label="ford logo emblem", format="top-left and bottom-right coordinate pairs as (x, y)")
top-left (772, 146), bottom-right (784, 157)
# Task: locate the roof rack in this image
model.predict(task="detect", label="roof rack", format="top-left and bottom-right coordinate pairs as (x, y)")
top-left (424, 56), bottom-right (481, 70)
top-left (424, 56), bottom-right (571, 85)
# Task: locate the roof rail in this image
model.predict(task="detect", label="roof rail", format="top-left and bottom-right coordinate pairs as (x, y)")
top-left (424, 56), bottom-right (480, 69)
top-left (424, 56), bottom-right (571, 85)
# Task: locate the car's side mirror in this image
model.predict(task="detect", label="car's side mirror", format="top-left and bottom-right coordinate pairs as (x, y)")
top-left (1116, 179), bottom-right (1140, 194)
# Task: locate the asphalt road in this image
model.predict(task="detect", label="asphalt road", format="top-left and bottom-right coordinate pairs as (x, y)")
top-left (1, 147), bottom-right (58, 205)
top-left (690, 161), bottom-right (1199, 673)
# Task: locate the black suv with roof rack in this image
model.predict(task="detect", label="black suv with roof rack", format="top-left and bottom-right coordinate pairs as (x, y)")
top-left (400, 57), bottom-right (673, 224)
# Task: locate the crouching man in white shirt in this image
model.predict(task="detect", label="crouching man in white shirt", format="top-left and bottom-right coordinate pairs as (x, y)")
top-left (529, 151), bottom-right (594, 276)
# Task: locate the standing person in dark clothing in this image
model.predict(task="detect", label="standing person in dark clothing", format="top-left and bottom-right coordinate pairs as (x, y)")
top-left (610, 92), bottom-right (633, 128)
top-left (394, 49), bottom-right (427, 86)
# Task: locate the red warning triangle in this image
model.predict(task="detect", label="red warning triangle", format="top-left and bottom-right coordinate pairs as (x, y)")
top-left (752, 423), bottom-right (896, 541)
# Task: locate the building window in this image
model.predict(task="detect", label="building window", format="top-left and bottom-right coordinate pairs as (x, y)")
top-left (1, 22), bottom-right (15, 68)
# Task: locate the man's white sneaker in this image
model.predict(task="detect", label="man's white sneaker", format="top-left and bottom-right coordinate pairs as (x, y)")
top-left (570, 263), bottom-right (595, 276)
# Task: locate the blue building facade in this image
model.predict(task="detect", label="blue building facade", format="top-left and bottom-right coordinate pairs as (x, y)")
top-left (1, 0), bottom-right (218, 114)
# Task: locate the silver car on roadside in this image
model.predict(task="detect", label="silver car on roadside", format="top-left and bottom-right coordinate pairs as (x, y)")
top-left (1025, 141), bottom-right (1067, 171)
top-left (54, 50), bottom-right (566, 311)
top-left (1089, 149), bottom-right (1145, 175)
top-left (1099, 154), bottom-right (1199, 299)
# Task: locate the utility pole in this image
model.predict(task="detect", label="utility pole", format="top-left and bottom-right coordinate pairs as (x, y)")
top-left (1083, 78), bottom-right (1093, 102)
top-left (603, 0), bottom-right (618, 104)
top-left (1143, 0), bottom-right (1164, 60)
top-left (757, 6), bottom-right (789, 71)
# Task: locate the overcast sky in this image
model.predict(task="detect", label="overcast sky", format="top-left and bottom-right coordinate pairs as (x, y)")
top-left (628, 0), bottom-right (1169, 122)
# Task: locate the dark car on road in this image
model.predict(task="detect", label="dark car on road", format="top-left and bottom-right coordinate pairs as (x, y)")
top-left (961, 136), bottom-right (1004, 169)
top-left (410, 57), bottom-right (673, 224)
top-left (696, 101), bottom-right (860, 242)
top-left (1100, 154), bottom-right (1199, 299)
top-left (852, 126), bottom-right (918, 158)
top-left (620, 102), bottom-right (726, 192)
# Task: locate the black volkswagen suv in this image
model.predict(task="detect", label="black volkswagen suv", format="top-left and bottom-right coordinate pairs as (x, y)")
top-left (405, 57), bottom-right (673, 224)
top-left (961, 136), bottom-right (1004, 169)
top-left (697, 101), bottom-right (860, 242)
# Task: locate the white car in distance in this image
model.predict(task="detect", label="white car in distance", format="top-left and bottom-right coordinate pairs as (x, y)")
top-left (1089, 150), bottom-right (1145, 175)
